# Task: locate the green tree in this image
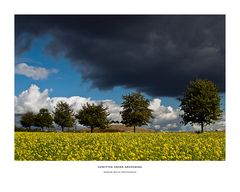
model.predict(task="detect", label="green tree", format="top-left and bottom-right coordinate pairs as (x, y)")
top-left (121, 92), bottom-right (152, 133)
top-left (34, 108), bottom-right (53, 131)
top-left (179, 79), bottom-right (222, 133)
top-left (53, 101), bottom-right (75, 131)
top-left (76, 103), bottom-right (109, 133)
top-left (20, 112), bottom-right (35, 131)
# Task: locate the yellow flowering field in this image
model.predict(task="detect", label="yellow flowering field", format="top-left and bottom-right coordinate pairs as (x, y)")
top-left (15, 132), bottom-right (225, 161)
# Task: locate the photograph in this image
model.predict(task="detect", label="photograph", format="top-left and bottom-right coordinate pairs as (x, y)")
top-left (14, 15), bottom-right (225, 161)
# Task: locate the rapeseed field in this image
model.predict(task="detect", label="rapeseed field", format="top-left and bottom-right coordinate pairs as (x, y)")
top-left (15, 132), bottom-right (225, 161)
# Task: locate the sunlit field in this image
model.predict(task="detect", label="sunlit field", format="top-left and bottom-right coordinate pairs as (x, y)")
top-left (15, 132), bottom-right (225, 161)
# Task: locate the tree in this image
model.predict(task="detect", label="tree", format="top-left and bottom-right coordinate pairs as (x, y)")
top-left (121, 92), bottom-right (152, 133)
top-left (20, 112), bottom-right (35, 131)
top-left (76, 103), bottom-right (109, 133)
top-left (34, 108), bottom-right (53, 131)
top-left (179, 79), bottom-right (222, 133)
top-left (53, 101), bottom-right (75, 131)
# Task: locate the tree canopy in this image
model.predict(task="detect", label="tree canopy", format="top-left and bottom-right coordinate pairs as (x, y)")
top-left (20, 112), bottom-right (35, 131)
top-left (121, 92), bottom-right (152, 132)
top-left (179, 79), bottom-right (222, 132)
top-left (34, 108), bottom-right (53, 131)
top-left (76, 103), bottom-right (109, 133)
top-left (53, 101), bottom-right (75, 131)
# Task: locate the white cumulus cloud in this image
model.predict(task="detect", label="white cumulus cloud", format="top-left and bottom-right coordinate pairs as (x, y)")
top-left (15, 84), bottom-right (49, 114)
top-left (15, 63), bottom-right (58, 80)
top-left (15, 84), bottom-right (122, 122)
top-left (148, 98), bottom-right (182, 131)
top-left (100, 100), bottom-right (122, 122)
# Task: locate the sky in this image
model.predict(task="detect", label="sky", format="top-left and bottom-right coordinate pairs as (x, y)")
top-left (14, 15), bottom-right (225, 131)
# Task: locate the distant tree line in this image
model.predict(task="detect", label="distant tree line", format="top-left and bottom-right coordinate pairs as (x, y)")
top-left (18, 92), bottom-right (153, 133)
top-left (17, 79), bottom-right (222, 133)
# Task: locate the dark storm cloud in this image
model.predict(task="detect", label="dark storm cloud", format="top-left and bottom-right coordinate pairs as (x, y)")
top-left (15, 15), bottom-right (225, 97)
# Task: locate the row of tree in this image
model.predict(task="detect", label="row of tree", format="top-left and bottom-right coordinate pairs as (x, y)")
top-left (19, 79), bottom-right (222, 133)
top-left (20, 92), bottom-right (152, 133)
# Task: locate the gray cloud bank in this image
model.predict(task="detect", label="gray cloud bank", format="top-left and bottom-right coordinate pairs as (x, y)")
top-left (15, 15), bottom-right (225, 97)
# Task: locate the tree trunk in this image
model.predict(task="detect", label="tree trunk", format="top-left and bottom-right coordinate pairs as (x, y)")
top-left (134, 125), bottom-right (136, 133)
top-left (91, 127), bottom-right (93, 133)
top-left (201, 122), bottom-right (204, 133)
top-left (62, 126), bottom-right (64, 132)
